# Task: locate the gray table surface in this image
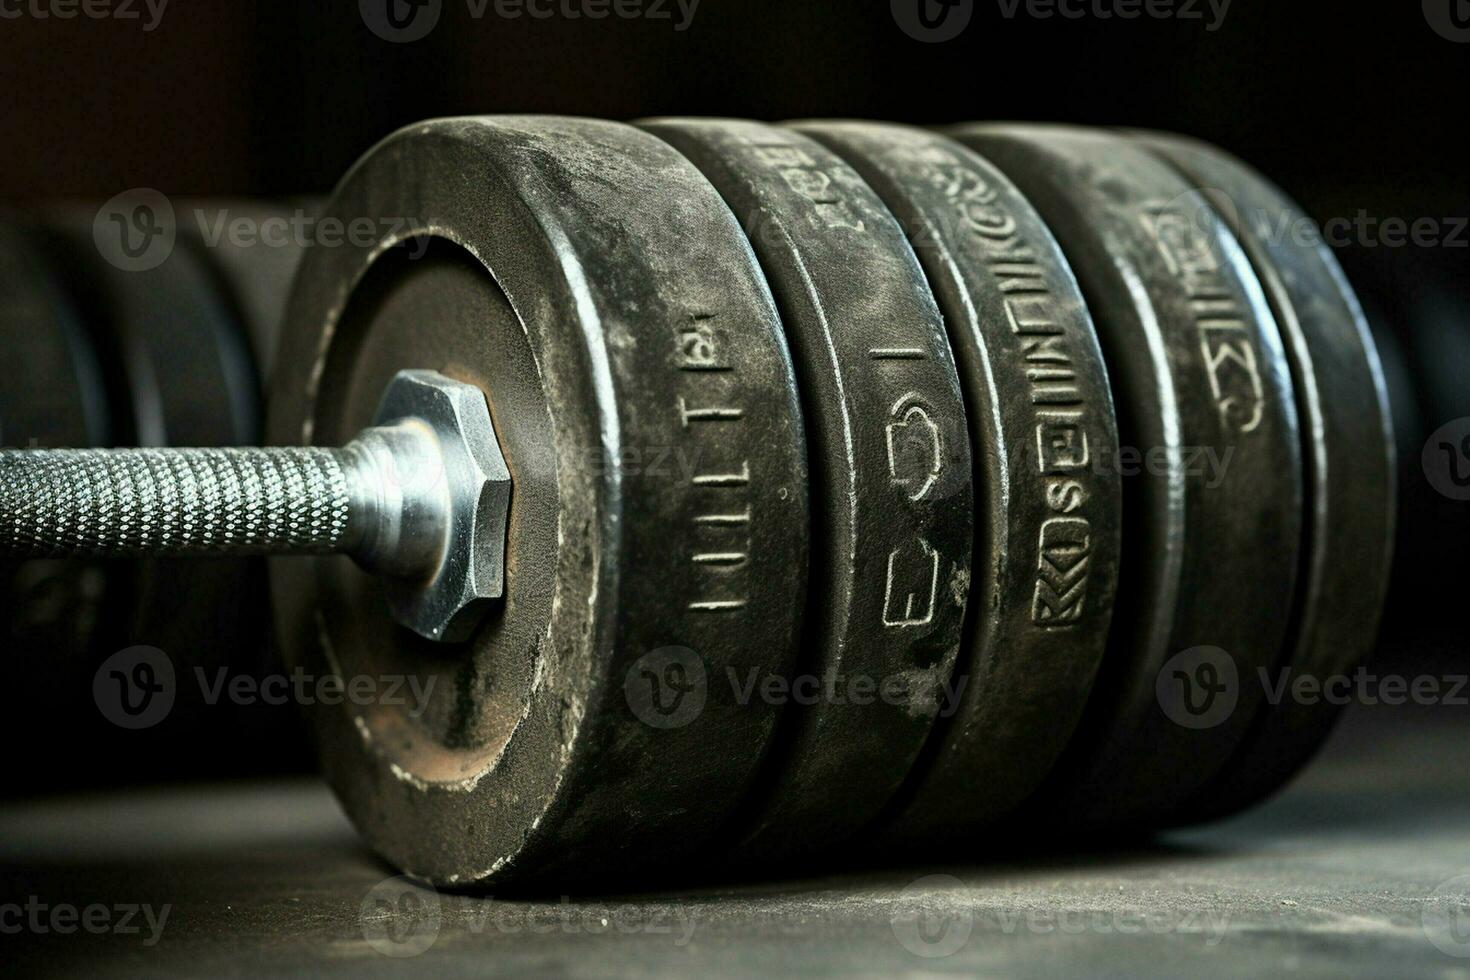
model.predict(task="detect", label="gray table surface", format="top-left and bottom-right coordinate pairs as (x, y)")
top-left (4, 701), bottom-right (1470, 978)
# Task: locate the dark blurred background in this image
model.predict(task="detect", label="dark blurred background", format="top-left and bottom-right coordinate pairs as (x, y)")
top-left (0, 0), bottom-right (1464, 793)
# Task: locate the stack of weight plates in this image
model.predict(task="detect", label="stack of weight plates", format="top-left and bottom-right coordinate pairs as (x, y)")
top-left (257, 117), bottom-right (1389, 887)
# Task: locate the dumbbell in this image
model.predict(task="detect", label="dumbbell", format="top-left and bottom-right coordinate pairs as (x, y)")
top-left (0, 117), bottom-right (1394, 887)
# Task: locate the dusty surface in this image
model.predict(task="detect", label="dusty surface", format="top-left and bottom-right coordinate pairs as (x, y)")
top-left (4, 701), bottom-right (1470, 977)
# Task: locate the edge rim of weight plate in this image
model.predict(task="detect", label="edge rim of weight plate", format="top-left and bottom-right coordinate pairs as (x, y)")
top-left (1132, 130), bottom-right (1398, 821)
top-left (950, 123), bottom-right (1306, 830)
top-left (637, 116), bottom-right (975, 860)
top-left (792, 119), bottom-right (1125, 845)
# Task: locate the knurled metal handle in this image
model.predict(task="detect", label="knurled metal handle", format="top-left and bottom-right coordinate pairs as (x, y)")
top-left (0, 370), bottom-right (512, 643)
top-left (0, 446), bottom-right (355, 558)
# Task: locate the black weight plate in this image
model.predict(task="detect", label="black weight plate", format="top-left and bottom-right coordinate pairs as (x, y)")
top-left (954, 125), bottom-right (1304, 827)
top-left (0, 218), bottom-right (118, 789)
top-left (35, 211), bottom-right (275, 775)
top-left (269, 117), bottom-right (809, 886)
top-left (177, 198), bottom-right (322, 395)
top-left (640, 118), bottom-right (974, 857)
top-left (0, 218), bottom-right (110, 449)
top-left (795, 122), bottom-right (1122, 841)
top-left (46, 214), bottom-right (261, 449)
top-left (1135, 131), bottom-right (1396, 818)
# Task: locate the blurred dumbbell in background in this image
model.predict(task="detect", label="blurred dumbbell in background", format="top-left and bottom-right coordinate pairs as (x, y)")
top-left (0, 199), bottom-right (316, 795)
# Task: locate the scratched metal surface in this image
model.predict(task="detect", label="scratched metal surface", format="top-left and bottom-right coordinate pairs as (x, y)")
top-left (3, 699), bottom-right (1469, 978)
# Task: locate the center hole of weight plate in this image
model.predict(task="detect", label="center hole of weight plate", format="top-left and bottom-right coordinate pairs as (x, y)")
top-left (307, 234), bottom-right (555, 784)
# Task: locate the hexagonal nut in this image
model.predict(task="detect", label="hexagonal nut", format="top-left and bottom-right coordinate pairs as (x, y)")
top-left (373, 370), bottom-right (512, 643)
